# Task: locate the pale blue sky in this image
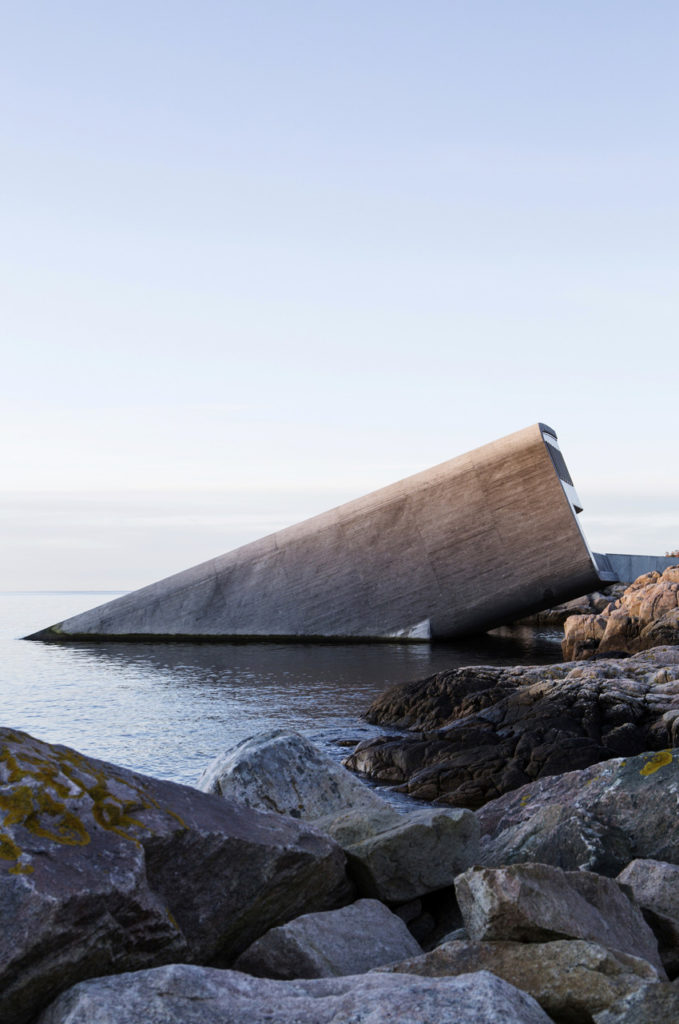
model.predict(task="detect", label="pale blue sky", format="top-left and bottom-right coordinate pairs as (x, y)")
top-left (2, 1), bottom-right (677, 588)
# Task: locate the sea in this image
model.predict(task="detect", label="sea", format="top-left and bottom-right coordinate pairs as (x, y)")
top-left (0, 592), bottom-right (564, 796)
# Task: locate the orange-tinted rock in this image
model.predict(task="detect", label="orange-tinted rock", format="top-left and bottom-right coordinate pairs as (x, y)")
top-left (563, 567), bottom-right (679, 660)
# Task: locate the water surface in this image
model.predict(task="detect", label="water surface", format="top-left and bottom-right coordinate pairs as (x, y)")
top-left (1, 592), bottom-right (564, 789)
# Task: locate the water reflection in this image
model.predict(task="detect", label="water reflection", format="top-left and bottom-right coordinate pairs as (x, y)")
top-left (2, 593), bottom-right (563, 790)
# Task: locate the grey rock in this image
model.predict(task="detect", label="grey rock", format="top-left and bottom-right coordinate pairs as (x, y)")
top-left (479, 801), bottom-right (631, 874)
top-left (454, 863), bottom-right (664, 973)
top-left (617, 859), bottom-right (679, 977)
top-left (200, 729), bottom-right (479, 902)
top-left (0, 728), bottom-right (351, 1024)
top-left (234, 898), bottom-right (422, 979)
top-left (35, 964), bottom-right (554, 1024)
top-left (436, 927), bottom-right (469, 944)
top-left (345, 806), bottom-right (479, 902)
top-left (344, 648), bottom-right (679, 808)
top-left (617, 858), bottom-right (679, 921)
top-left (376, 938), bottom-right (661, 1024)
top-left (593, 980), bottom-right (679, 1023)
top-left (198, 729), bottom-right (395, 823)
top-left (478, 744), bottom-right (679, 875)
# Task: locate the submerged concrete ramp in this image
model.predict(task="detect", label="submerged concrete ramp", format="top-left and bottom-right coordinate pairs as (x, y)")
top-left (28, 423), bottom-right (613, 643)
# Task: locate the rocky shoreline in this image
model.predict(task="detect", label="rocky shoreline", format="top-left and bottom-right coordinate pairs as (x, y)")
top-left (5, 569), bottom-right (679, 1023)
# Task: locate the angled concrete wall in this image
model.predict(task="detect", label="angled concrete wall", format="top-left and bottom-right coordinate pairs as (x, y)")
top-left (28, 423), bottom-right (608, 643)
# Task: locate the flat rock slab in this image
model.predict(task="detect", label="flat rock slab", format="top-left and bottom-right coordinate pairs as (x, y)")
top-left (478, 745), bottom-right (679, 875)
top-left (0, 728), bottom-right (351, 1024)
top-left (344, 648), bottom-right (679, 808)
top-left (593, 980), bottom-right (679, 1023)
top-left (376, 938), bottom-right (661, 1024)
top-left (454, 863), bottom-right (664, 973)
top-left (35, 963), bottom-right (554, 1024)
top-left (234, 898), bottom-right (422, 978)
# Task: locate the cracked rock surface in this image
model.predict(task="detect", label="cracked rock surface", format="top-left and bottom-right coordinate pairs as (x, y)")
top-left (563, 566), bottom-right (679, 660)
top-left (343, 647), bottom-right (679, 807)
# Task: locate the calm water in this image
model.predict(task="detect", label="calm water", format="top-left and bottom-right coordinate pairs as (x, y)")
top-left (1, 592), bottom-right (564, 790)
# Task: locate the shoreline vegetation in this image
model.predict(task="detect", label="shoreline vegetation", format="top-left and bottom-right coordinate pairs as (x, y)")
top-left (5, 568), bottom-right (679, 1023)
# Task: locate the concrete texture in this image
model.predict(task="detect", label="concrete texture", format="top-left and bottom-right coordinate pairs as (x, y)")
top-left (603, 554), bottom-right (679, 584)
top-left (27, 423), bottom-right (607, 642)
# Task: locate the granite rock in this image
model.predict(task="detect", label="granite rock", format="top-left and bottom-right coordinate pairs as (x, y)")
top-left (198, 729), bottom-right (395, 822)
top-left (616, 859), bottom-right (679, 977)
top-left (478, 745), bottom-right (679, 875)
top-left (199, 729), bottom-right (478, 900)
top-left (563, 566), bottom-right (679, 660)
top-left (345, 805), bottom-right (479, 902)
top-left (593, 980), bottom-right (679, 1023)
top-left (35, 964), bottom-right (554, 1024)
top-left (376, 938), bottom-right (661, 1024)
top-left (0, 728), bottom-right (351, 1024)
top-left (234, 899), bottom-right (422, 979)
top-left (454, 863), bottom-right (664, 973)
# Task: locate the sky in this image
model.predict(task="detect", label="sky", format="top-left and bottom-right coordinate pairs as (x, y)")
top-left (2, 1), bottom-right (677, 590)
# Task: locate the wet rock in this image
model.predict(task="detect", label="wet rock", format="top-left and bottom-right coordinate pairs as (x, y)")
top-left (344, 648), bottom-right (679, 808)
top-left (454, 863), bottom-right (664, 973)
top-left (478, 746), bottom-right (679, 875)
top-left (199, 729), bottom-right (478, 900)
top-left (563, 566), bottom-right (679, 660)
top-left (376, 938), bottom-right (661, 1024)
top-left (234, 899), bottom-right (422, 979)
top-left (35, 963), bottom-right (554, 1024)
top-left (593, 979), bottom-right (679, 1023)
top-left (0, 728), bottom-right (351, 1024)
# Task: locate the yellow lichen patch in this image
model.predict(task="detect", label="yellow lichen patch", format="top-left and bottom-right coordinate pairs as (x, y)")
top-left (9, 862), bottom-right (34, 875)
top-left (92, 799), bottom-right (147, 842)
top-left (0, 783), bottom-right (90, 846)
top-left (0, 733), bottom-right (189, 877)
top-left (640, 750), bottom-right (673, 776)
top-left (0, 830), bottom-right (22, 861)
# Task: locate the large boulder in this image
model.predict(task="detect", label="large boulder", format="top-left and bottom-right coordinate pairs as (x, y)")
top-left (563, 566), bottom-right (679, 660)
top-left (0, 728), bottom-right (351, 1024)
top-left (198, 729), bottom-right (395, 822)
top-left (35, 964), bottom-right (554, 1024)
top-left (478, 746), bottom-right (679, 875)
top-left (454, 863), bottom-right (664, 973)
top-left (376, 938), bottom-right (661, 1024)
top-left (343, 648), bottom-right (679, 808)
top-left (234, 899), bottom-right (422, 979)
top-left (199, 730), bottom-right (479, 900)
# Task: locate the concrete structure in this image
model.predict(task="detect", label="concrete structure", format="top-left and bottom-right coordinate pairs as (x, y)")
top-left (28, 423), bottom-right (614, 643)
top-left (599, 553), bottom-right (679, 584)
